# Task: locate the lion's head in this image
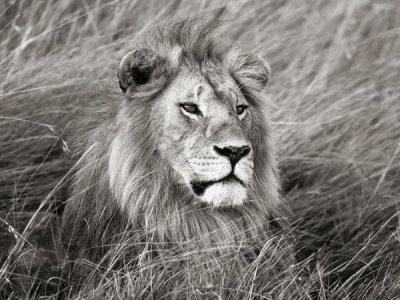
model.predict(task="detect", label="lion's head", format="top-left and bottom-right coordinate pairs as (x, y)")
top-left (114, 20), bottom-right (272, 208)
top-left (62, 18), bottom-right (286, 262)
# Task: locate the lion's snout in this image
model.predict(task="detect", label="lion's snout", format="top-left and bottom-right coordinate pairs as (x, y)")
top-left (184, 146), bottom-right (254, 206)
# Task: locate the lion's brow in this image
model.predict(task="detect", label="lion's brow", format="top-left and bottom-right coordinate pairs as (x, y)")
top-left (204, 71), bottom-right (239, 103)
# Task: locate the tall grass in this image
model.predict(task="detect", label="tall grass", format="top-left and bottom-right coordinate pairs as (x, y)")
top-left (0, 0), bottom-right (399, 299)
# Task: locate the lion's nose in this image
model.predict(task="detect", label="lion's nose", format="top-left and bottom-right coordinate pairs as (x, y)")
top-left (213, 145), bottom-right (251, 166)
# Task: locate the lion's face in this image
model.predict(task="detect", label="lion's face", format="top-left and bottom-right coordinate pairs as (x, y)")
top-left (154, 68), bottom-right (254, 206)
top-left (118, 42), bottom-right (270, 207)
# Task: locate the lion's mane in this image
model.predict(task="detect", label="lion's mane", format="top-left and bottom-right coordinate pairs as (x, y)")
top-left (61, 18), bottom-right (289, 267)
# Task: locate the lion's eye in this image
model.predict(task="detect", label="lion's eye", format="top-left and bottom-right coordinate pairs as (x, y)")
top-left (236, 105), bottom-right (248, 115)
top-left (180, 103), bottom-right (200, 115)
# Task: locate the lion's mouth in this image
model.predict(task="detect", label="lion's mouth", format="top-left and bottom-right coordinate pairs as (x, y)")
top-left (190, 173), bottom-right (245, 196)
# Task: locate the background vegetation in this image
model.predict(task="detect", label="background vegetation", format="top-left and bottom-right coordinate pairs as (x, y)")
top-left (0, 0), bottom-right (399, 298)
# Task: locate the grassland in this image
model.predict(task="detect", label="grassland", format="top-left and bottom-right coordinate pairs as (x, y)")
top-left (0, 0), bottom-right (399, 299)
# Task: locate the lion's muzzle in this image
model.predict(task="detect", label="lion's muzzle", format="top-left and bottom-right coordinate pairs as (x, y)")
top-left (187, 143), bottom-right (253, 206)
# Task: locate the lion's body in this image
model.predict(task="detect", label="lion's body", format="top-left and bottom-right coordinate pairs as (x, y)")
top-left (61, 18), bottom-right (290, 272)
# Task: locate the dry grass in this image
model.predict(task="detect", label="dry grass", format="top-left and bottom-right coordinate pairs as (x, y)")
top-left (1, 0), bottom-right (399, 299)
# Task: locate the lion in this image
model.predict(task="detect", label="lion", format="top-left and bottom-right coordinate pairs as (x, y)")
top-left (61, 18), bottom-right (290, 276)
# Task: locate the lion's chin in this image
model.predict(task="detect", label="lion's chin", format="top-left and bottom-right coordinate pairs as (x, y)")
top-left (199, 182), bottom-right (248, 207)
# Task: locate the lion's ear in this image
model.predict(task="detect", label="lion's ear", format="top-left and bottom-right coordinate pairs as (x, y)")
top-left (118, 48), bottom-right (164, 93)
top-left (226, 51), bottom-right (270, 92)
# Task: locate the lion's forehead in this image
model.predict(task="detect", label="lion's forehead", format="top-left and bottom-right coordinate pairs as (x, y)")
top-left (178, 65), bottom-right (243, 105)
top-left (203, 68), bottom-right (242, 104)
